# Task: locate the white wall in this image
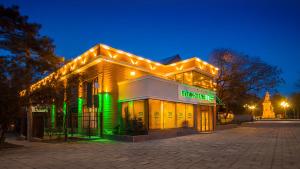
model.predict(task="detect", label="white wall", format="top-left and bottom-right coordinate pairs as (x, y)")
top-left (118, 75), bottom-right (216, 105)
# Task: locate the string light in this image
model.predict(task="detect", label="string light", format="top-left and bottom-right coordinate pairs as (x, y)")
top-left (25, 44), bottom-right (219, 95)
top-left (101, 44), bottom-right (110, 50)
top-left (130, 71), bottom-right (136, 76)
top-left (89, 48), bottom-right (95, 52)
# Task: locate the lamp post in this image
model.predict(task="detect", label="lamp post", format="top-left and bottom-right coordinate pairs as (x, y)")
top-left (244, 104), bottom-right (256, 118)
top-left (280, 101), bottom-right (289, 119)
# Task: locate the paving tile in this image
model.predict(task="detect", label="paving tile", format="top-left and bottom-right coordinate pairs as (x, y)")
top-left (1, 121), bottom-right (300, 169)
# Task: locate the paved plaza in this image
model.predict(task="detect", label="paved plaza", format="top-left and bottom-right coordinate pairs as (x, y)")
top-left (1, 121), bottom-right (300, 169)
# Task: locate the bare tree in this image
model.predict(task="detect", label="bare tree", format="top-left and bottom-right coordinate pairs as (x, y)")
top-left (209, 49), bottom-right (284, 114)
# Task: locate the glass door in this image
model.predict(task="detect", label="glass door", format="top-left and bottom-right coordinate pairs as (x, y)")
top-left (197, 106), bottom-right (211, 132)
top-left (201, 112), bottom-right (209, 131)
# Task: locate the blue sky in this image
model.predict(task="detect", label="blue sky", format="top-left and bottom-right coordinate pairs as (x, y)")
top-left (2, 0), bottom-right (300, 95)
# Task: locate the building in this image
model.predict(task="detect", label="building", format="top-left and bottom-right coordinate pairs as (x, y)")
top-left (23, 44), bottom-right (219, 140)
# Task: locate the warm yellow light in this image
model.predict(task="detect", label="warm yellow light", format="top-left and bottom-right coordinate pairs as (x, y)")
top-left (244, 104), bottom-right (256, 110)
top-left (126, 53), bottom-right (133, 57)
top-left (101, 44), bottom-right (110, 50)
top-left (89, 48), bottom-right (95, 52)
top-left (155, 62), bottom-right (161, 66)
top-left (117, 50), bottom-right (125, 54)
top-left (176, 65), bottom-right (183, 71)
top-left (203, 61), bottom-right (208, 65)
top-left (146, 59), bottom-right (151, 63)
top-left (130, 71), bottom-right (136, 76)
top-left (138, 57), bottom-right (144, 61)
top-left (130, 58), bottom-right (138, 65)
top-left (249, 105), bottom-right (256, 110)
top-left (150, 65), bottom-right (156, 70)
top-left (170, 63), bottom-right (176, 66)
top-left (280, 101), bottom-right (289, 108)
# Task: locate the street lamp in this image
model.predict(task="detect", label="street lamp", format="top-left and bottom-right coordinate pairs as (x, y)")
top-left (280, 101), bottom-right (290, 118)
top-left (244, 104), bottom-right (256, 117)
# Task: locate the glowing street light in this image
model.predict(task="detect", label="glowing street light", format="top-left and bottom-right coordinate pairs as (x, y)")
top-left (280, 101), bottom-right (289, 108)
top-left (244, 104), bottom-right (256, 116)
top-left (280, 101), bottom-right (290, 118)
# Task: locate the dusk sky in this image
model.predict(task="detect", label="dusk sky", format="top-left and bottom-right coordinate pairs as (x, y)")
top-left (2, 0), bottom-right (300, 95)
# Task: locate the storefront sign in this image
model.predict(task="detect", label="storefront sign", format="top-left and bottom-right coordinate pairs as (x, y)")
top-left (181, 90), bottom-right (214, 101)
top-left (178, 85), bottom-right (216, 104)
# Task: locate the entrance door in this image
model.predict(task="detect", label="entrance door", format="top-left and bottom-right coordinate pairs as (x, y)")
top-left (197, 106), bottom-right (211, 132)
top-left (32, 113), bottom-right (44, 138)
top-left (201, 112), bottom-right (209, 131)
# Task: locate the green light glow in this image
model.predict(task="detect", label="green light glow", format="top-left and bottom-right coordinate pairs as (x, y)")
top-left (63, 102), bottom-right (67, 127)
top-left (78, 97), bottom-right (83, 133)
top-left (51, 104), bottom-right (56, 128)
top-left (181, 90), bottom-right (214, 102)
top-left (98, 93), bottom-right (102, 112)
top-left (103, 93), bottom-right (113, 135)
top-left (63, 102), bottom-right (67, 115)
top-left (97, 93), bottom-right (102, 134)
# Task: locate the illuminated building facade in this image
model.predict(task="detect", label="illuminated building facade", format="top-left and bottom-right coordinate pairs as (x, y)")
top-left (24, 44), bottom-right (219, 139)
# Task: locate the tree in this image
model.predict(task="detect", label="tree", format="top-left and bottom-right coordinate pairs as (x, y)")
top-left (271, 93), bottom-right (286, 118)
top-left (209, 49), bottom-right (284, 114)
top-left (0, 5), bottom-right (63, 143)
top-left (290, 92), bottom-right (300, 119)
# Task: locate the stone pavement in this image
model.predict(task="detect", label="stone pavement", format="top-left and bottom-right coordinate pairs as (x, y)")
top-left (1, 121), bottom-right (300, 169)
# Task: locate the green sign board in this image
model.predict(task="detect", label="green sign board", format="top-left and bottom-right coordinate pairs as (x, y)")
top-left (181, 90), bottom-right (214, 102)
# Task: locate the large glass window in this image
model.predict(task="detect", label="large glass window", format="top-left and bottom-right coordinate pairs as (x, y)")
top-left (163, 101), bottom-right (176, 129)
top-left (183, 72), bottom-right (193, 86)
top-left (121, 100), bottom-right (145, 125)
top-left (192, 71), bottom-right (214, 90)
top-left (186, 104), bottom-right (194, 127)
top-left (149, 100), bottom-right (163, 129)
top-left (149, 100), bottom-right (194, 129)
top-left (82, 77), bottom-right (100, 129)
top-left (170, 71), bottom-right (215, 90)
top-left (176, 103), bottom-right (194, 128)
top-left (175, 73), bottom-right (183, 83)
top-left (176, 103), bottom-right (186, 127)
top-left (133, 100), bottom-right (145, 122)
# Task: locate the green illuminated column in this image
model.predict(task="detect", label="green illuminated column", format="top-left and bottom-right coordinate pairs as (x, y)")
top-left (78, 98), bottom-right (83, 134)
top-left (63, 102), bottom-right (67, 128)
top-left (97, 93), bottom-right (102, 136)
top-left (51, 104), bottom-right (56, 128)
top-left (103, 93), bottom-right (113, 135)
